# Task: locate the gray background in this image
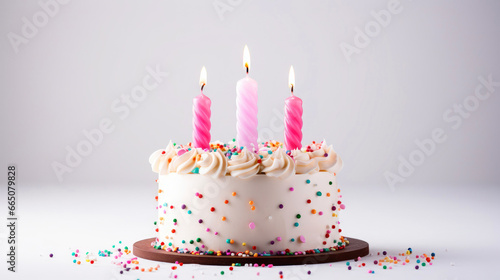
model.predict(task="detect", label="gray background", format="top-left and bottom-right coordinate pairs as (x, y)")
top-left (1, 0), bottom-right (500, 188)
top-left (1, 1), bottom-right (500, 279)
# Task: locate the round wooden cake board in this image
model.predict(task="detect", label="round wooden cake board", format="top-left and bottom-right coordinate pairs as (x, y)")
top-left (133, 237), bottom-right (369, 266)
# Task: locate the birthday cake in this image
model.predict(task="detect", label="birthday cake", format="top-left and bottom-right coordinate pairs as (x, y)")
top-left (148, 140), bottom-right (345, 257)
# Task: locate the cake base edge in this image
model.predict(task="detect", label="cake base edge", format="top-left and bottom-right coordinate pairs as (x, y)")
top-left (133, 237), bottom-right (369, 266)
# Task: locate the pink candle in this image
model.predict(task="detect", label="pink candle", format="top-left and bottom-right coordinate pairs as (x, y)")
top-left (236, 45), bottom-right (258, 151)
top-left (193, 66), bottom-right (211, 150)
top-left (284, 66), bottom-right (303, 151)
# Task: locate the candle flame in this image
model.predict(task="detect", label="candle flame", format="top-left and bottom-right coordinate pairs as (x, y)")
top-left (243, 45), bottom-right (251, 72)
top-left (199, 66), bottom-right (207, 88)
top-left (288, 66), bottom-right (295, 93)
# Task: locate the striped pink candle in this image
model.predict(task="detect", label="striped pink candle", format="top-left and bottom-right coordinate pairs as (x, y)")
top-left (284, 66), bottom-right (303, 151)
top-left (236, 45), bottom-right (258, 151)
top-left (192, 66), bottom-right (211, 150)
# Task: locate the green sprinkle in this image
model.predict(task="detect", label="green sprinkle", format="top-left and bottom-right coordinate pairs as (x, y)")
top-left (196, 238), bottom-right (201, 242)
top-left (291, 238), bottom-right (295, 242)
top-left (189, 240), bottom-right (194, 244)
top-left (383, 265), bottom-right (387, 269)
top-left (173, 219), bottom-right (177, 222)
top-left (316, 191), bottom-right (322, 196)
top-left (296, 214), bottom-right (301, 219)
top-left (221, 271), bottom-right (225, 275)
top-left (329, 181), bottom-right (333, 185)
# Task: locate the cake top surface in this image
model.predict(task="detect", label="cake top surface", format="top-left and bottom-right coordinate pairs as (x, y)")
top-left (149, 140), bottom-right (342, 179)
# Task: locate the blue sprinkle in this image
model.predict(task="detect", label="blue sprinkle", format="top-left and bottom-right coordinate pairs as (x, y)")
top-left (306, 179), bottom-right (311, 184)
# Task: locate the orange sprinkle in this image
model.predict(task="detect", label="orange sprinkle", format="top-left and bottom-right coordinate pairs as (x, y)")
top-left (77, 261), bottom-right (81, 265)
top-left (337, 189), bottom-right (341, 192)
top-left (311, 209), bottom-right (317, 214)
top-left (141, 268), bottom-right (145, 272)
top-left (232, 192), bottom-right (237, 196)
top-left (250, 206), bottom-right (255, 211)
top-left (326, 193), bottom-right (331, 197)
top-left (249, 200), bottom-right (254, 205)
top-left (222, 216), bottom-right (226, 221)
top-left (224, 200), bottom-right (229, 204)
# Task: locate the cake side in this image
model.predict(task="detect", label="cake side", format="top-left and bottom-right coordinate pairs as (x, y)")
top-left (149, 140), bottom-right (346, 256)
top-left (155, 172), bottom-right (345, 255)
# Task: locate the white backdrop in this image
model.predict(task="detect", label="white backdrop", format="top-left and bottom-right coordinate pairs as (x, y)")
top-left (1, 0), bottom-right (500, 189)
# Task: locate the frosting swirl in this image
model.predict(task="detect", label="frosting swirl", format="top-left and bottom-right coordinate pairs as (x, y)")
top-left (227, 149), bottom-right (260, 179)
top-left (198, 149), bottom-right (228, 178)
top-left (169, 148), bottom-right (199, 174)
top-left (260, 147), bottom-right (295, 179)
top-left (309, 141), bottom-right (338, 171)
top-left (149, 141), bottom-right (176, 175)
top-left (291, 149), bottom-right (319, 174)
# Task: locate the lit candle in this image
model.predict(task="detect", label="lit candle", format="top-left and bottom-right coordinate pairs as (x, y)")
top-left (284, 66), bottom-right (303, 151)
top-left (236, 45), bottom-right (258, 151)
top-left (192, 66), bottom-right (211, 150)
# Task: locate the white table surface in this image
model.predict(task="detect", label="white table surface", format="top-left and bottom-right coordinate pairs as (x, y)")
top-left (1, 183), bottom-right (499, 280)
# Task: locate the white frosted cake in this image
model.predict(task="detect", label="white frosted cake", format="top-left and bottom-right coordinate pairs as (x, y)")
top-left (149, 140), bottom-right (345, 257)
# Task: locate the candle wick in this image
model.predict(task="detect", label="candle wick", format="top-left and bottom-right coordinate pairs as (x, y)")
top-left (246, 67), bottom-right (249, 74)
top-left (201, 83), bottom-right (205, 92)
top-left (291, 85), bottom-right (294, 95)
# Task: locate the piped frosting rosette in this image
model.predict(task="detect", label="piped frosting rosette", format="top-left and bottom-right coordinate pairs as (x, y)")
top-left (260, 147), bottom-right (295, 179)
top-left (227, 148), bottom-right (260, 179)
top-left (148, 141), bottom-right (176, 175)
